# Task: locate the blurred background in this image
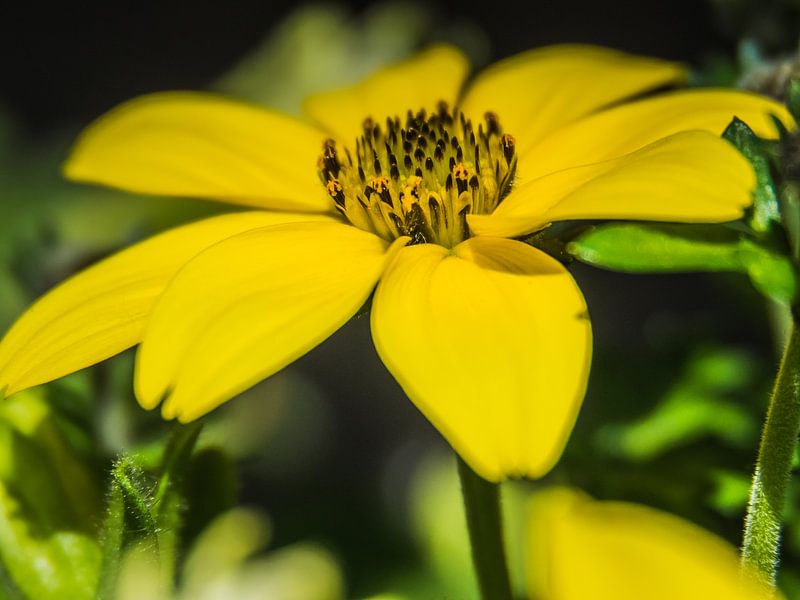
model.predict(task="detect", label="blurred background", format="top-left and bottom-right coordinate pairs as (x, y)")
top-left (0, 0), bottom-right (799, 598)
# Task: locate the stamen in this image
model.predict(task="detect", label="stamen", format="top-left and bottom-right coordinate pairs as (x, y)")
top-left (318, 103), bottom-right (517, 248)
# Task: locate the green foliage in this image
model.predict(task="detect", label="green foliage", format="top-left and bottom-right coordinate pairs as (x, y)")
top-left (723, 117), bottom-right (781, 232)
top-left (0, 391), bottom-right (102, 600)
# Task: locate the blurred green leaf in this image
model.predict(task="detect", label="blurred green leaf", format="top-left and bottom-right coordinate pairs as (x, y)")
top-left (596, 348), bottom-right (757, 461)
top-left (0, 391), bottom-right (102, 600)
top-left (738, 238), bottom-right (798, 304)
top-left (707, 470), bottom-right (751, 516)
top-left (568, 223), bottom-right (742, 272)
top-left (570, 223), bottom-right (798, 304)
top-left (723, 117), bottom-right (781, 231)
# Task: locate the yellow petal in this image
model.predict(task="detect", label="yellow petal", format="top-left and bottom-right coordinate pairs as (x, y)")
top-left (518, 89), bottom-right (793, 184)
top-left (302, 45), bottom-right (469, 145)
top-left (0, 212), bottom-right (335, 396)
top-left (136, 222), bottom-right (404, 420)
top-left (370, 237), bottom-right (591, 482)
top-left (459, 45), bottom-right (686, 153)
top-left (527, 488), bottom-right (778, 600)
top-left (65, 92), bottom-right (332, 212)
top-left (469, 130), bottom-right (754, 238)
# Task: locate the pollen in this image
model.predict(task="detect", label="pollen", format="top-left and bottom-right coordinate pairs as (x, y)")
top-left (317, 102), bottom-right (517, 247)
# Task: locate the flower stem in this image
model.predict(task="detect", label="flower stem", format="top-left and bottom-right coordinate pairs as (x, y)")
top-left (742, 320), bottom-right (800, 585)
top-left (457, 456), bottom-right (514, 600)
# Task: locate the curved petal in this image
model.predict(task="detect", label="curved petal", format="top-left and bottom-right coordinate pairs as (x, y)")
top-left (469, 131), bottom-right (754, 238)
top-left (302, 45), bottom-right (469, 145)
top-left (65, 92), bottom-right (332, 212)
top-left (518, 89), bottom-right (793, 183)
top-left (0, 211), bottom-right (336, 396)
top-left (136, 222), bottom-right (405, 420)
top-left (528, 489), bottom-right (776, 600)
top-left (371, 237), bottom-right (591, 482)
top-left (459, 45), bottom-right (686, 153)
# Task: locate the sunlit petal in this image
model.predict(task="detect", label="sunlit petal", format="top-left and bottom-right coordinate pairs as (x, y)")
top-left (528, 488), bottom-right (777, 600)
top-left (371, 237), bottom-right (591, 482)
top-left (136, 222), bottom-right (405, 420)
top-left (0, 212), bottom-right (335, 395)
top-left (65, 92), bottom-right (332, 212)
top-left (518, 89), bottom-right (793, 183)
top-left (459, 45), bottom-right (685, 153)
top-left (469, 131), bottom-right (754, 238)
top-left (303, 45), bottom-right (469, 144)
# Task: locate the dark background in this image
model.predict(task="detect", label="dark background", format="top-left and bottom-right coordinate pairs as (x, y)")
top-left (0, 1), bottom-right (727, 133)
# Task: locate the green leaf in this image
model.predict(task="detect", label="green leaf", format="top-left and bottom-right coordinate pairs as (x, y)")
top-left (567, 223), bottom-right (742, 272)
top-left (569, 222), bottom-right (798, 305)
top-left (0, 391), bottom-right (102, 600)
top-left (738, 238), bottom-right (798, 305)
top-left (723, 117), bottom-right (781, 232)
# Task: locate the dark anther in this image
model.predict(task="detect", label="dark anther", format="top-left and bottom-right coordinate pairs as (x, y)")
top-left (403, 140), bottom-right (413, 153)
top-left (449, 157), bottom-right (456, 172)
top-left (358, 166), bottom-right (366, 182)
top-left (417, 136), bottom-right (427, 149)
top-left (456, 146), bottom-right (463, 162)
top-left (421, 122), bottom-right (430, 135)
top-left (389, 212), bottom-right (404, 232)
top-left (425, 157), bottom-right (434, 171)
top-left (428, 195), bottom-right (441, 231)
top-left (364, 185), bottom-right (375, 196)
top-left (390, 164), bottom-right (400, 180)
top-left (321, 139), bottom-right (340, 177)
top-left (445, 173), bottom-right (453, 192)
top-left (436, 100), bottom-right (449, 117)
top-left (374, 158), bottom-right (382, 174)
top-left (451, 135), bottom-right (459, 150)
top-left (372, 123), bottom-right (381, 139)
top-left (469, 174), bottom-right (479, 190)
top-left (404, 154), bottom-right (413, 169)
top-left (362, 117), bottom-right (374, 133)
top-left (414, 148), bottom-right (425, 162)
top-left (434, 145), bottom-right (444, 161)
top-left (415, 167), bottom-right (423, 177)
top-left (474, 145), bottom-right (481, 171)
top-left (406, 127), bottom-right (418, 140)
top-left (501, 134), bottom-right (516, 163)
top-left (485, 112), bottom-right (500, 136)
top-left (326, 179), bottom-right (345, 207)
top-left (469, 131), bottom-right (476, 146)
top-left (380, 188), bottom-right (393, 205)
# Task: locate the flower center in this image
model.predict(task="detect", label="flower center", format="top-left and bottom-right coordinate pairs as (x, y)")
top-left (318, 102), bottom-right (517, 247)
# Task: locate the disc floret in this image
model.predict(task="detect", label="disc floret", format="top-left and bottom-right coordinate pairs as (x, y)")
top-left (318, 102), bottom-right (517, 247)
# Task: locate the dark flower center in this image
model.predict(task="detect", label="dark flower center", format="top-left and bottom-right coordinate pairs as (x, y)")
top-left (318, 101), bottom-right (517, 247)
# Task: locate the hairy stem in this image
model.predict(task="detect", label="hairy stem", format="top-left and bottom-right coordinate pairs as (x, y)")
top-left (742, 322), bottom-right (800, 585)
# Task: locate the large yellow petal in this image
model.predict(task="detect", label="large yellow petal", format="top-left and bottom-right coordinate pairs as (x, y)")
top-left (527, 488), bottom-right (777, 600)
top-left (0, 212), bottom-right (336, 396)
top-left (469, 131), bottom-right (754, 238)
top-left (65, 92), bottom-right (332, 212)
top-left (459, 45), bottom-right (686, 153)
top-left (371, 237), bottom-right (591, 482)
top-left (517, 89), bottom-right (793, 184)
top-left (136, 222), bottom-right (404, 421)
top-left (302, 45), bottom-right (469, 145)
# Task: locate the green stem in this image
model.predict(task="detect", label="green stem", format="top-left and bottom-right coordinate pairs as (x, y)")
top-left (457, 456), bottom-right (513, 600)
top-left (742, 321), bottom-right (800, 585)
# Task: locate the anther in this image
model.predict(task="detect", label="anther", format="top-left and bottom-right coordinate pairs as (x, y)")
top-left (501, 134), bottom-right (516, 163)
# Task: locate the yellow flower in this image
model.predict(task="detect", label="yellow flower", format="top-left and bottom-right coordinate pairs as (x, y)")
top-left (527, 488), bottom-right (779, 600)
top-left (0, 45), bottom-right (791, 482)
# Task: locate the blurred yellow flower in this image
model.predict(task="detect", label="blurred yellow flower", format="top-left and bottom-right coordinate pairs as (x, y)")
top-left (0, 45), bottom-right (791, 481)
top-left (527, 488), bottom-right (779, 600)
